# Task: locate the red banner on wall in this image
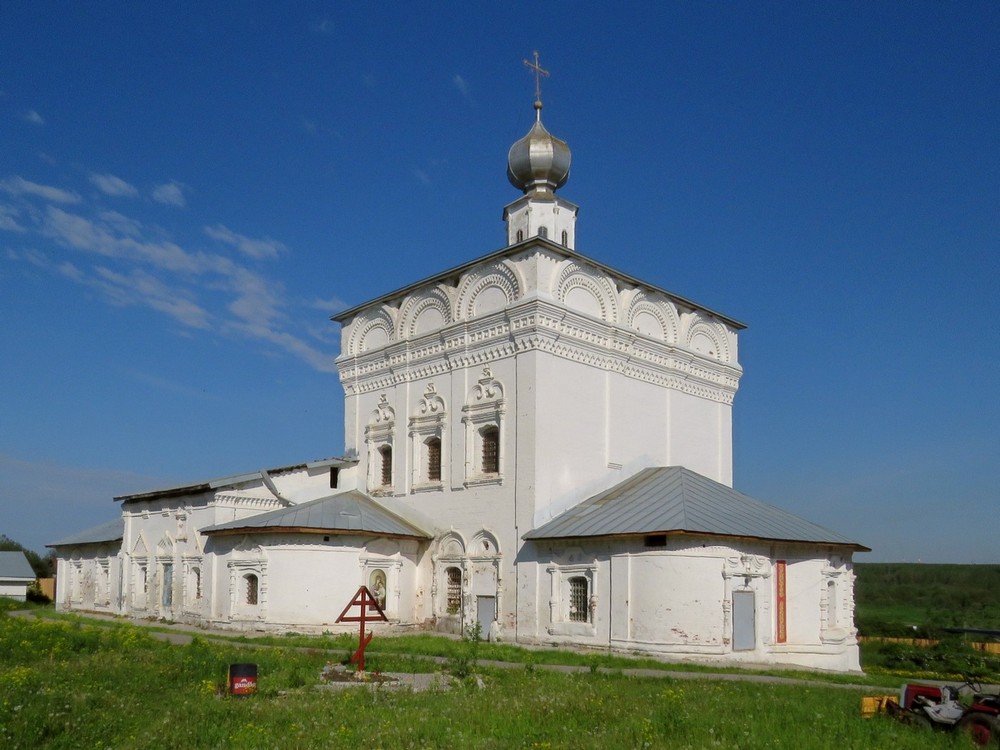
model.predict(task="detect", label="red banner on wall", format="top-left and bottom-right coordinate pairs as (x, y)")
top-left (776, 560), bottom-right (787, 644)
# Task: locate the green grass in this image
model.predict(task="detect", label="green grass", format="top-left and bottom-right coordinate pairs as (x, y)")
top-left (0, 611), bottom-right (984, 749)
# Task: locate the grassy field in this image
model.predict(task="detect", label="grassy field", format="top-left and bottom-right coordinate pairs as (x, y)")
top-left (0, 609), bottom-right (985, 750)
top-left (855, 563), bottom-right (1000, 637)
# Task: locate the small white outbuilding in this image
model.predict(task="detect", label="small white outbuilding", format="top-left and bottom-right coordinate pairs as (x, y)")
top-left (0, 550), bottom-right (37, 602)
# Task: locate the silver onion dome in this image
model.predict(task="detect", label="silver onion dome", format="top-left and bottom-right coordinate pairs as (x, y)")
top-left (507, 101), bottom-right (571, 196)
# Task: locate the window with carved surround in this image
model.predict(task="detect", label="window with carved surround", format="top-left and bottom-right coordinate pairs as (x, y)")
top-left (819, 561), bottom-right (852, 644)
top-left (446, 567), bottom-right (462, 614)
top-left (228, 557), bottom-right (267, 620)
top-left (462, 366), bottom-right (505, 487)
top-left (365, 394), bottom-right (395, 496)
top-left (546, 555), bottom-right (598, 637)
top-left (183, 557), bottom-right (203, 610)
top-left (409, 383), bottom-right (446, 492)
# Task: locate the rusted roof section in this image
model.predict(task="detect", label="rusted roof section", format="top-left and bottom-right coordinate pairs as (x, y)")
top-left (201, 491), bottom-right (432, 539)
top-left (115, 456), bottom-right (355, 503)
top-left (525, 466), bottom-right (868, 550)
top-left (47, 518), bottom-right (124, 548)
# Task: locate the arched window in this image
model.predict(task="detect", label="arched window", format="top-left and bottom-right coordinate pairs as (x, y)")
top-left (379, 445), bottom-right (393, 486)
top-left (446, 566), bottom-right (462, 614)
top-left (568, 576), bottom-right (589, 623)
top-left (538, 226), bottom-right (548, 238)
top-left (481, 426), bottom-right (499, 474)
top-left (516, 229), bottom-right (523, 242)
top-left (426, 437), bottom-right (442, 482)
top-left (561, 229), bottom-right (568, 246)
top-left (245, 574), bottom-right (259, 606)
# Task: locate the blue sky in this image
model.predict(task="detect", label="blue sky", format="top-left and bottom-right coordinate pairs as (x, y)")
top-left (1, 2), bottom-right (997, 562)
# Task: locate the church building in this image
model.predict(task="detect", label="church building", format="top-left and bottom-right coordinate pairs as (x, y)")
top-left (50, 84), bottom-right (867, 672)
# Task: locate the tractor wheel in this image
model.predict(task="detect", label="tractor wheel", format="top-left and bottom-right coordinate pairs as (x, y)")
top-left (956, 712), bottom-right (1000, 747)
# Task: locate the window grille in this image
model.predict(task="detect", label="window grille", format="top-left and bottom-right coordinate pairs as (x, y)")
top-left (446, 567), bottom-right (462, 614)
top-left (245, 574), bottom-right (259, 606)
top-left (427, 438), bottom-right (442, 482)
top-left (569, 576), bottom-right (589, 622)
top-left (379, 445), bottom-right (393, 486)
top-left (481, 426), bottom-right (499, 474)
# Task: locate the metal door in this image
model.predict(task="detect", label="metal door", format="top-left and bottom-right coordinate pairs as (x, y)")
top-left (476, 595), bottom-right (496, 640)
top-left (732, 590), bottom-right (755, 651)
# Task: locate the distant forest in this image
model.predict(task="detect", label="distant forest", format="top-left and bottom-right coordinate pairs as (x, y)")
top-left (855, 563), bottom-right (1000, 638)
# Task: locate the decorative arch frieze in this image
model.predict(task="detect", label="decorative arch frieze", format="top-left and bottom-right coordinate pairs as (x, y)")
top-left (683, 315), bottom-right (731, 363)
top-left (625, 290), bottom-right (679, 343)
top-left (398, 285), bottom-right (454, 340)
top-left (552, 260), bottom-right (620, 324)
top-left (348, 306), bottom-right (397, 355)
top-left (455, 261), bottom-right (522, 320)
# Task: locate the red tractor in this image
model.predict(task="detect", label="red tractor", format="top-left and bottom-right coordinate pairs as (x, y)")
top-left (890, 676), bottom-right (1000, 746)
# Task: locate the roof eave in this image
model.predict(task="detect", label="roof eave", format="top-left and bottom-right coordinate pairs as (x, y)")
top-left (332, 236), bottom-right (746, 330)
top-left (524, 527), bottom-right (869, 552)
top-left (202, 525), bottom-right (430, 541)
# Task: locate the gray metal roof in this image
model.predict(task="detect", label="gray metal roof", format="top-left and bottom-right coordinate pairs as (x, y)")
top-left (202, 491), bottom-right (432, 539)
top-left (0, 551), bottom-right (36, 580)
top-left (525, 466), bottom-right (867, 550)
top-left (47, 518), bottom-right (124, 548)
top-left (115, 456), bottom-right (356, 503)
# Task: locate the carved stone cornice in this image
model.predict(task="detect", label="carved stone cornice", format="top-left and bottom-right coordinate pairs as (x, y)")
top-left (337, 298), bottom-right (742, 403)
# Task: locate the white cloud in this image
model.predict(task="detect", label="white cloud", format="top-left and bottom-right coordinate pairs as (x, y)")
top-left (204, 223), bottom-right (287, 260)
top-left (90, 173), bottom-right (138, 198)
top-left (311, 17), bottom-right (333, 34)
top-left (42, 206), bottom-right (207, 274)
top-left (152, 181), bottom-right (186, 207)
top-left (97, 210), bottom-right (143, 238)
top-left (310, 295), bottom-right (347, 313)
top-left (0, 204), bottom-right (25, 232)
top-left (93, 266), bottom-right (211, 329)
top-left (413, 168), bottom-right (432, 186)
top-left (5, 185), bottom-right (337, 374)
top-left (453, 74), bottom-right (470, 100)
top-left (1, 176), bottom-right (81, 204)
top-left (22, 110), bottom-right (44, 125)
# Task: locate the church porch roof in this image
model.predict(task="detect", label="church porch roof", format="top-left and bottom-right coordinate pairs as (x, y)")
top-left (524, 466), bottom-right (868, 551)
top-left (201, 490), bottom-right (432, 540)
top-left (47, 517), bottom-right (124, 548)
